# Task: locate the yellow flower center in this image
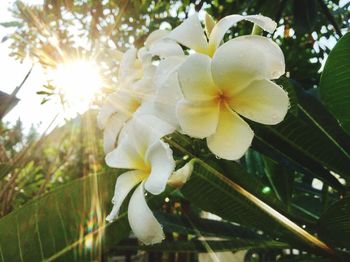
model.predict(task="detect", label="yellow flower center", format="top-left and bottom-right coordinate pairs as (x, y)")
top-left (215, 90), bottom-right (232, 107)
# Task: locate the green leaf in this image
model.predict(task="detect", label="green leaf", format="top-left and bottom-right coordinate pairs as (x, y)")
top-left (295, 85), bottom-right (350, 173)
top-left (252, 120), bottom-right (345, 191)
top-left (179, 160), bottom-right (334, 256)
top-left (262, 156), bottom-right (293, 206)
top-left (0, 171), bottom-right (130, 261)
top-left (320, 32), bottom-right (350, 135)
top-left (250, 80), bottom-right (350, 190)
top-left (156, 212), bottom-right (268, 241)
top-left (114, 239), bottom-right (289, 253)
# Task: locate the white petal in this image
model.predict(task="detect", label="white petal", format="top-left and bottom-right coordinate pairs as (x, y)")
top-left (208, 14), bottom-right (277, 55)
top-left (176, 100), bottom-right (219, 139)
top-left (137, 47), bottom-right (153, 67)
top-left (178, 53), bottom-right (218, 102)
top-left (168, 159), bottom-right (195, 188)
top-left (128, 183), bottom-right (165, 245)
top-left (97, 100), bottom-right (117, 129)
top-left (132, 63), bottom-right (156, 96)
top-left (155, 56), bottom-right (185, 90)
top-left (119, 47), bottom-right (140, 81)
top-left (153, 72), bottom-right (182, 128)
top-left (103, 114), bottom-right (127, 153)
top-left (144, 140), bottom-right (175, 195)
top-left (167, 13), bottom-right (208, 54)
top-left (106, 170), bottom-right (145, 222)
top-left (128, 115), bottom-right (175, 157)
top-left (145, 30), bottom-right (169, 48)
top-left (207, 107), bottom-right (254, 160)
top-left (230, 79), bottom-right (289, 125)
top-left (204, 12), bottom-right (216, 38)
top-left (100, 90), bottom-right (141, 122)
top-left (105, 134), bottom-right (145, 170)
top-left (148, 40), bottom-right (184, 58)
top-left (153, 57), bottom-right (185, 128)
top-left (211, 35), bottom-right (285, 95)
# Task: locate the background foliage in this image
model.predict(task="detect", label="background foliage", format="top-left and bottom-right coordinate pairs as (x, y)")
top-left (0, 0), bottom-right (350, 261)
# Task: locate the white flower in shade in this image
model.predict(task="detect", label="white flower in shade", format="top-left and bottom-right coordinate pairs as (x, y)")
top-left (98, 31), bottom-right (183, 153)
top-left (167, 12), bottom-right (277, 57)
top-left (105, 115), bottom-right (175, 245)
top-left (167, 159), bottom-right (195, 188)
top-left (175, 23), bottom-right (289, 160)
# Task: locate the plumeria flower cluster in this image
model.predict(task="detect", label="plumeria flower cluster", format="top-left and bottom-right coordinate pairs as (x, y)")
top-left (99, 12), bottom-right (289, 245)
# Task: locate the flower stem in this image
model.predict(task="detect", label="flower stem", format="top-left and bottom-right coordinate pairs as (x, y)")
top-left (251, 24), bottom-right (263, 35)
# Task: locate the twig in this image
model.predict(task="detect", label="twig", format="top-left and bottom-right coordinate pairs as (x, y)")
top-left (317, 0), bottom-right (343, 37)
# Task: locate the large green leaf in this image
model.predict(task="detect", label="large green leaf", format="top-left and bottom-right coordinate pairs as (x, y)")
top-left (179, 159), bottom-right (335, 257)
top-left (0, 171), bottom-right (130, 261)
top-left (320, 32), bottom-right (350, 135)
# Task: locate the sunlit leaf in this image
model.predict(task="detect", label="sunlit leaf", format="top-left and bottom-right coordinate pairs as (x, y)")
top-left (320, 32), bottom-right (350, 135)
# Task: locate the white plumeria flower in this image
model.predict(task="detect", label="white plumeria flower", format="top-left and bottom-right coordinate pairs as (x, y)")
top-left (98, 31), bottom-right (183, 153)
top-left (174, 17), bottom-right (289, 160)
top-left (105, 115), bottom-right (175, 245)
top-left (167, 12), bottom-right (277, 57)
top-left (150, 13), bottom-right (279, 131)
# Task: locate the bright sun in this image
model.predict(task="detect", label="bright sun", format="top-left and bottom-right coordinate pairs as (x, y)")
top-left (50, 60), bottom-right (103, 115)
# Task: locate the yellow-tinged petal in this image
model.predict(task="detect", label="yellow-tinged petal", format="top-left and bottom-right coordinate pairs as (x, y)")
top-left (128, 183), bottom-right (165, 245)
top-left (168, 159), bottom-right (195, 188)
top-left (208, 14), bottom-right (277, 55)
top-left (105, 134), bottom-right (145, 170)
top-left (211, 35), bottom-right (285, 95)
top-left (178, 53), bottom-right (218, 101)
top-left (204, 12), bottom-right (216, 38)
top-left (176, 100), bottom-right (219, 139)
top-left (145, 140), bottom-right (175, 195)
top-left (106, 170), bottom-right (145, 222)
top-left (230, 79), bottom-right (289, 125)
top-left (207, 107), bottom-right (254, 160)
top-left (167, 13), bottom-right (208, 54)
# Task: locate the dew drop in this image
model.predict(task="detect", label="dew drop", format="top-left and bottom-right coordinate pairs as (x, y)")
top-left (215, 155), bottom-right (221, 159)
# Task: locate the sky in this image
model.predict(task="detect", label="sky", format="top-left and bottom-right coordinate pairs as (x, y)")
top-left (0, 0), bottom-right (349, 134)
top-left (0, 0), bottom-right (67, 134)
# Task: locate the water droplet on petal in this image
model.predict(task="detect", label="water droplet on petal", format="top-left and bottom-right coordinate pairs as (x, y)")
top-left (215, 155), bottom-right (221, 159)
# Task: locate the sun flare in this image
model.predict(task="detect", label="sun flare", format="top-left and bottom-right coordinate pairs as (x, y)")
top-left (50, 60), bottom-right (103, 115)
